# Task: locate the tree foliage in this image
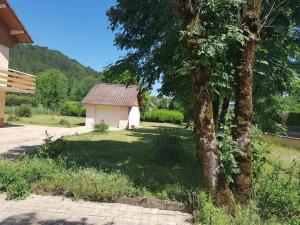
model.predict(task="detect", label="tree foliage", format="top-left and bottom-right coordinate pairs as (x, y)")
top-left (36, 69), bottom-right (68, 109)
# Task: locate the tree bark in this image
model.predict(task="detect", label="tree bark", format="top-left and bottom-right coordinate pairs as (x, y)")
top-left (192, 66), bottom-right (235, 208)
top-left (213, 95), bottom-right (220, 130)
top-left (181, 7), bottom-right (235, 208)
top-left (233, 0), bottom-right (262, 203)
top-left (218, 97), bottom-right (230, 132)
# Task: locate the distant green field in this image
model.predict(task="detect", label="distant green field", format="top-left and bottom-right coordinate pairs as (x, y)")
top-left (5, 114), bottom-right (85, 128)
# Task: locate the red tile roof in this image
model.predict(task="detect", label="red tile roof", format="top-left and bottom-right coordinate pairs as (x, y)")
top-left (82, 83), bottom-right (139, 107)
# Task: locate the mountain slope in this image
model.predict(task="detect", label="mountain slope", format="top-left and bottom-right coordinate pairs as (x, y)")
top-left (9, 44), bottom-right (99, 83)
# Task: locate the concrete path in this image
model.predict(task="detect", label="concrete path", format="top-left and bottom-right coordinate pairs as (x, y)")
top-left (0, 125), bottom-right (92, 158)
top-left (0, 194), bottom-right (193, 225)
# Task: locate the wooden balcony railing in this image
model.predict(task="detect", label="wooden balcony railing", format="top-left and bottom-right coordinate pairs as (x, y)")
top-left (0, 67), bottom-right (36, 94)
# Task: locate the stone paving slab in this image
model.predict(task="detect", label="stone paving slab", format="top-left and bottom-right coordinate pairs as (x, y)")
top-left (0, 194), bottom-right (193, 225)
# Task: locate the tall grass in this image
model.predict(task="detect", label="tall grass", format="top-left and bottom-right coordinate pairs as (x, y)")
top-left (5, 105), bottom-right (60, 116)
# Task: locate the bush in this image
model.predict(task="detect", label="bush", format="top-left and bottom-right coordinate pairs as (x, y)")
top-left (60, 102), bottom-right (86, 117)
top-left (6, 114), bottom-right (20, 122)
top-left (15, 104), bottom-right (32, 117)
top-left (193, 191), bottom-right (282, 225)
top-left (93, 121), bottom-right (109, 134)
top-left (142, 109), bottom-right (184, 124)
top-left (5, 94), bottom-right (38, 107)
top-left (155, 128), bottom-right (182, 164)
top-left (36, 133), bottom-right (66, 158)
top-left (286, 112), bottom-right (300, 126)
top-left (253, 162), bottom-right (300, 222)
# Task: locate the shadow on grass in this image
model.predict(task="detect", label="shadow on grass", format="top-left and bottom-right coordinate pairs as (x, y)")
top-left (63, 126), bottom-right (203, 201)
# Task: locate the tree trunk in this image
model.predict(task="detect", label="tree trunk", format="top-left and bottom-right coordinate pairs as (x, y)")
top-left (192, 66), bottom-right (235, 208)
top-left (233, 0), bottom-right (262, 203)
top-left (218, 97), bottom-right (230, 132)
top-left (213, 95), bottom-right (220, 130)
top-left (176, 2), bottom-right (235, 208)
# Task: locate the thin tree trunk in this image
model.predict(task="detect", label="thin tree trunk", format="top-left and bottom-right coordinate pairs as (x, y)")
top-left (218, 97), bottom-right (230, 132)
top-left (233, 0), bottom-right (262, 203)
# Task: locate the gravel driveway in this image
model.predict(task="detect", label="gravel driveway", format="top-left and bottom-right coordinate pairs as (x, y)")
top-left (0, 125), bottom-right (92, 158)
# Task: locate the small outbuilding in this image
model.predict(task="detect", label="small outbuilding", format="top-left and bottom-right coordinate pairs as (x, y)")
top-left (82, 83), bottom-right (140, 130)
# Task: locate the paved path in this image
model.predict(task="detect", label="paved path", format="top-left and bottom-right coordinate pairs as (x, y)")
top-left (0, 194), bottom-right (193, 225)
top-left (0, 125), bottom-right (92, 158)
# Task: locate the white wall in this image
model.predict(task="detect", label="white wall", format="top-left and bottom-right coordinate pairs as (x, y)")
top-left (85, 104), bottom-right (130, 129)
top-left (128, 106), bottom-right (140, 129)
top-left (85, 105), bottom-right (96, 128)
top-left (0, 44), bottom-right (9, 127)
top-left (0, 44), bottom-right (9, 69)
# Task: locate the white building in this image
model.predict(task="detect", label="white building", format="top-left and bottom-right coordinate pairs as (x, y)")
top-left (82, 83), bottom-right (140, 130)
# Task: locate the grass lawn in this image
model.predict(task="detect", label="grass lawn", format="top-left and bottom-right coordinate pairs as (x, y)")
top-left (5, 114), bottom-right (85, 128)
top-left (61, 121), bottom-right (300, 201)
top-left (63, 122), bottom-right (203, 201)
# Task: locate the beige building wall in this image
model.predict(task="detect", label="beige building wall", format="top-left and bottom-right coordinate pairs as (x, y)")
top-left (128, 106), bottom-right (140, 129)
top-left (85, 104), bottom-right (130, 129)
top-left (0, 44), bottom-right (9, 127)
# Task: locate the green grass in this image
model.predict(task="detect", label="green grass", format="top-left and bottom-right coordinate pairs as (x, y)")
top-left (63, 122), bottom-right (202, 201)
top-left (5, 114), bottom-right (85, 128)
top-left (0, 121), bottom-right (299, 224)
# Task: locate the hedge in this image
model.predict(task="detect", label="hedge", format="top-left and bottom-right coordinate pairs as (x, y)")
top-left (286, 112), bottom-right (300, 127)
top-left (6, 94), bottom-right (38, 107)
top-left (60, 102), bottom-right (86, 117)
top-left (142, 109), bottom-right (184, 124)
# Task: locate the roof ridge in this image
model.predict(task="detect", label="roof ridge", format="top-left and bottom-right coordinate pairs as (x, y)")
top-left (95, 83), bottom-right (139, 89)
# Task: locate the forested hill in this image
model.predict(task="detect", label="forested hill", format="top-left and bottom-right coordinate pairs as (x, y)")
top-left (9, 44), bottom-right (99, 82)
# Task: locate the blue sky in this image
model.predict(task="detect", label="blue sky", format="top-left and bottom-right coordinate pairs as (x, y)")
top-left (9, 0), bottom-right (160, 95)
top-left (10, 0), bottom-right (125, 71)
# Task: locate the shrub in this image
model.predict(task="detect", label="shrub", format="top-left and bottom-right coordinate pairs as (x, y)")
top-left (5, 94), bottom-right (38, 107)
top-left (15, 104), bottom-right (32, 117)
top-left (93, 121), bottom-right (109, 134)
top-left (59, 119), bottom-right (71, 127)
top-left (60, 102), bottom-right (86, 117)
top-left (193, 191), bottom-right (282, 225)
top-left (36, 133), bottom-right (66, 158)
top-left (253, 162), bottom-right (300, 222)
top-left (216, 122), bottom-right (241, 183)
top-left (142, 109), bottom-right (184, 124)
top-left (7, 114), bottom-right (19, 122)
top-left (155, 128), bottom-right (182, 164)
top-left (286, 112), bottom-right (300, 126)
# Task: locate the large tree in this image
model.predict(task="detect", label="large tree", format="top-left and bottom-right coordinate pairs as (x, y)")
top-left (36, 69), bottom-right (68, 110)
top-left (107, 0), bottom-right (246, 206)
top-left (233, 0), bottom-right (300, 202)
